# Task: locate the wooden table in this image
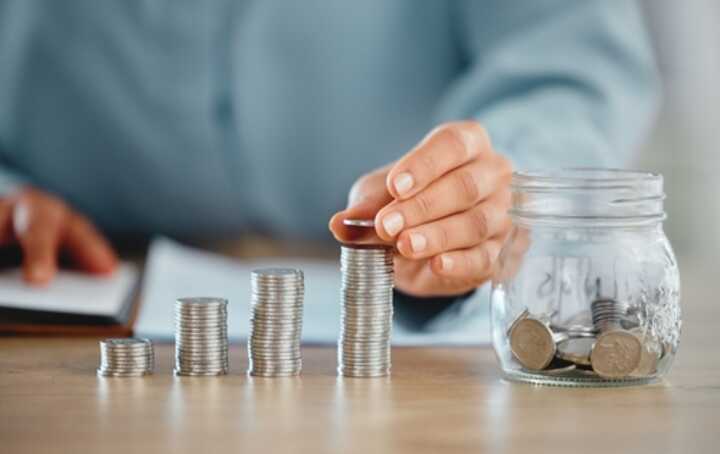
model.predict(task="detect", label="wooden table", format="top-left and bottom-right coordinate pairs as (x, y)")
top-left (1, 260), bottom-right (719, 454)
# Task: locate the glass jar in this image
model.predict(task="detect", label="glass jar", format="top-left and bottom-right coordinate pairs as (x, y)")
top-left (491, 169), bottom-right (681, 387)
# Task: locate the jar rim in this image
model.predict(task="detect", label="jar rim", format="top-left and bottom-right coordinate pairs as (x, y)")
top-left (510, 168), bottom-right (665, 227)
top-left (512, 168), bottom-right (661, 189)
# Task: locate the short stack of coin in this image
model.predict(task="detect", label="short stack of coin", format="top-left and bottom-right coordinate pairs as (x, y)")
top-left (248, 268), bottom-right (304, 377)
top-left (97, 338), bottom-right (154, 377)
top-left (338, 245), bottom-right (394, 377)
top-left (174, 297), bottom-right (229, 376)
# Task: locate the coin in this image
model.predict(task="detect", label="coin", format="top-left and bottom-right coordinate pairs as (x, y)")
top-left (555, 334), bottom-right (596, 366)
top-left (590, 330), bottom-right (642, 378)
top-left (247, 268), bottom-right (305, 377)
top-left (338, 245), bottom-right (394, 377)
top-left (343, 219), bottom-right (375, 228)
top-left (174, 297), bottom-right (229, 376)
top-left (509, 317), bottom-right (556, 371)
top-left (97, 337), bottom-right (154, 377)
top-left (629, 327), bottom-right (662, 377)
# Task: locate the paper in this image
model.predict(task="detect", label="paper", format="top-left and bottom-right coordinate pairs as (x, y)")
top-left (136, 237), bottom-right (490, 345)
top-left (0, 264), bottom-right (138, 316)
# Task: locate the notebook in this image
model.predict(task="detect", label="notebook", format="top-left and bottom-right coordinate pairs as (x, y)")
top-left (0, 264), bottom-right (139, 335)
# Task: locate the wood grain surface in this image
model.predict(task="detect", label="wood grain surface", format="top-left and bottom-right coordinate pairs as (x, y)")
top-left (1, 258), bottom-right (718, 453)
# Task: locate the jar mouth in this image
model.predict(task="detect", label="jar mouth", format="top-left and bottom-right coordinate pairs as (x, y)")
top-left (510, 168), bottom-right (665, 227)
top-left (512, 168), bottom-right (661, 189)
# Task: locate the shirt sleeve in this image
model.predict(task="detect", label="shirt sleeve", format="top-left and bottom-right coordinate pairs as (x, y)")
top-left (435, 0), bottom-right (660, 169)
top-left (401, 0), bottom-right (660, 332)
top-left (0, 161), bottom-right (26, 196)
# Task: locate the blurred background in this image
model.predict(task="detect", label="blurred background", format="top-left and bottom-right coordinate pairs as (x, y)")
top-left (639, 0), bottom-right (719, 265)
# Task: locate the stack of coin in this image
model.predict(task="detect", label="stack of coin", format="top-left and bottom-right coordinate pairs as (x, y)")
top-left (97, 338), bottom-right (154, 377)
top-left (248, 268), bottom-right (304, 377)
top-left (174, 297), bottom-right (229, 376)
top-left (338, 245), bottom-right (394, 377)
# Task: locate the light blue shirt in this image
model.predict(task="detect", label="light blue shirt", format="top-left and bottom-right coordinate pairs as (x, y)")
top-left (0, 0), bottom-right (658, 239)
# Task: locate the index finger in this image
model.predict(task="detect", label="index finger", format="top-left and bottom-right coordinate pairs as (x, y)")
top-left (13, 196), bottom-right (66, 285)
top-left (386, 121), bottom-right (490, 200)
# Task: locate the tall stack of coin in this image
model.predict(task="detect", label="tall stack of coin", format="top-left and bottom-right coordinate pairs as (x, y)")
top-left (174, 297), bottom-right (229, 376)
top-left (338, 244), bottom-right (394, 377)
top-left (248, 268), bottom-right (304, 377)
top-left (97, 338), bottom-right (154, 377)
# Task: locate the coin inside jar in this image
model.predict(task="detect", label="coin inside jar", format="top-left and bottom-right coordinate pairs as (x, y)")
top-left (509, 317), bottom-right (556, 371)
top-left (629, 327), bottom-right (662, 377)
top-left (590, 330), bottom-right (642, 378)
top-left (555, 333), bottom-right (596, 366)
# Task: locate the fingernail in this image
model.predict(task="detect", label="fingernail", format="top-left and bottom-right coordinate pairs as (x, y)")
top-left (382, 212), bottom-right (404, 237)
top-left (440, 255), bottom-right (454, 272)
top-left (393, 172), bottom-right (414, 196)
top-left (409, 232), bottom-right (427, 252)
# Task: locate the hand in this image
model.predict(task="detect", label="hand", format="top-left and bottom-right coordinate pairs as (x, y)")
top-left (330, 121), bottom-right (512, 297)
top-left (0, 187), bottom-right (117, 285)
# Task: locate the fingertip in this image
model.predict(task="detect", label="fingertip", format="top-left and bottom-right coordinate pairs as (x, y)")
top-left (24, 263), bottom-right (56, 286)
top-left (91, 254), bottom-right (118, 275)
top-left (395, 233), bottom-right (414, 259)
top-left (372, 211), bottom-right (392, 242)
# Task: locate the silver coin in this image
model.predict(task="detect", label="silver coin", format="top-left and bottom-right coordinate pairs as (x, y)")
top-left (175, 337), bottom-right (228, 344)
top-left (339, 356), bottom-right (390, 363)
top-left (176, 349), bottom-right (229, 356)
top-left (343, 219), bottom-right (375, 228)
top-left (250, 364), bottom-right (302, 371)
top-left (338, 369), bottom-right (390, 378)
top-left (101, 357), bottom-right (154, 365)
top-left (249, 364), bottom-right (302, 371)
top-left (341, 323), bottom-right (392, 331)
top-left (175, 314), bottom-right (227, 321)
top-left (250, 317), bottom-right (302, 330)
top-left (249, 369), bottom-right (302, 376)
top-left (339, 363), bottom-right (391, 370)
top-left (249, 368), bottom-right (302, 375)
top-left (251, 309), bottom-right (303, 316)
top-left (174, 370), bottom-right (228, 377)
top-left (250, 353), bottom-right (302, 360)
top-left (249, 331), bottom-right (302, 338)
top-left (340, 341), bottom-right (391, 347)
top-left (175, 361), bottom-right (228, 368)
top-left (175, 324), bottom-right (227, 330)
top-left (100, 338), bottom-right (152, 348)
top-left (176, 360), bottom-right (228, 366)
top-left (176, 344), bottom-right (229, 351)
top-left (99, 352), bottom-right (152, 358)
top-left (250, 358), bottom-right (302, 366)
top-left (556, 334), bottom-right (596, 366)
top-left (250, 313), bottom-right (304, 321)
top-left (341, 328), bottom-right (392, 336)
top-left (341, 308), bottom-right (393, 314)
top-left (249, 344), bottom-right (302, 352)
top-left (97, 369), bottom-right (152, 377)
